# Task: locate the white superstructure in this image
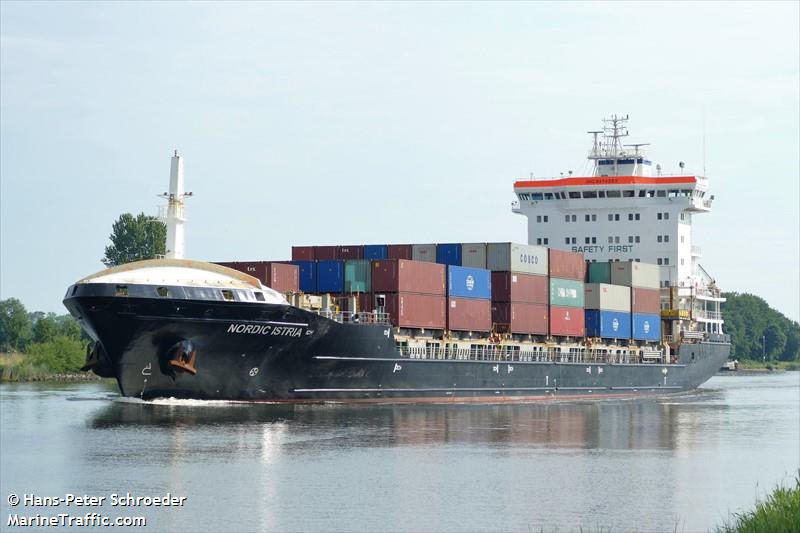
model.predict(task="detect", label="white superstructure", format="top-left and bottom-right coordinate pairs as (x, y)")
top-left (512, 115), bottom-right (724, 337)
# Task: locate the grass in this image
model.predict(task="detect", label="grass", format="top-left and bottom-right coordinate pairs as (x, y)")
top-left (716, 477), bottom-right (800, 533)
top-left (734, 359), bottom-right (800, 371)
top-left (0, 352), bottom-right (105, 382)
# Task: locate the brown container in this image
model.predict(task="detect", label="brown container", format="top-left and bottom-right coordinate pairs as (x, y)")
top-left (387, 244), bottom-right (413, 260)
top-left (549, 306), bottom-right (585, 337)
top-left (264, 262), bottom-right (299, 293)
top-left (358, 293), bottom-right (375, 313)
top-left (336, 245), bottom-right (363, 260)
top-left (447, 297), bottom-right (492, 332)
top-left (291, 246), bottom-right (314, 261)
top-left (491, 272), bottom-right (548, 304)
top-left (313, 246), bottom-right (338, 260)
top-left (371, 259), bottom-right (446, 295)
top-left (548, 249), bottom-right (586, 280)
top-left (631, 287), bottom-right (661, 314)
top-left (215, 261), bottom-right (267, 280)
top-left (492, 302), bottom-right (549, 334)
top-left (383, 293), bottom-right (446, 329)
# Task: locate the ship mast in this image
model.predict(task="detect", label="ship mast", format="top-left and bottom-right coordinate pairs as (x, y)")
top-left (587, 114), bottom-right (630, 176)
top-left (159, 151), bottom-right (192, 259)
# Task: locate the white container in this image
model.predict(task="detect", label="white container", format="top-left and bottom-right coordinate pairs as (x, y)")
top-left (584, 283), bottom-right (631, 312)
top-left (486, 242), bottom-right (549, 275)
top-left (610, 261), bottom-right (660, 289)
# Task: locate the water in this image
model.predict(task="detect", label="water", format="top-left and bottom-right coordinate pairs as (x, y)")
top-left (1, 373), bottom-right (798, 533)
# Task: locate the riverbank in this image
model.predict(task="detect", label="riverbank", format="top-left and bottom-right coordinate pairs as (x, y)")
top-left (716, 476), bottom-right (800, 533)
top-left (733, 360), bottom-right (800, 372)
top-left (0, 353), bottom-right (107, 383)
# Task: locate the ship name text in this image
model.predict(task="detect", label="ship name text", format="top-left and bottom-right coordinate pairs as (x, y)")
top-left (227, 324), bottom-right (305, 337)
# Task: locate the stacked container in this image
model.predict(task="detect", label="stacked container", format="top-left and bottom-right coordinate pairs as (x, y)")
top-left (363, 245), bottom-right (388, 260)
top-left (447, 265), bottom-right (492, 332)
top-left (372, 259), bottom-right (446, 329)
top-left (584, 283), bottom-right (631, 339)
top-left (610, 261), bottom-right (662, 341)
top-left (387, 244), bottom-right (413, 260)
top-left (411, 244), bottom-right (436, 263)
top-left (344, 260), bottom-right (371, 293)
top-left (291, 246), bottom-right (314, 261)
top-left (213, 261), bottom-right (299, 293)
top-left (317, 260), bottom-right (344, 293)
top-left (487, 243), bottom-right (549, 335)
top-left (436, 243), bottom-right (462, 266)
top-left (461, 243), bottom-right (487, 269)
top-left (290, 260), bottom-right (318, 293)
top-left (586, 262), bottom-right (611, 284)
top-left (549, 249), bottom-right (586, 337)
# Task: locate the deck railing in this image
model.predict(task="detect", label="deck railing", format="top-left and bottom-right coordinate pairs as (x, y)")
top-left (396, 345), bottom-right (662, 365)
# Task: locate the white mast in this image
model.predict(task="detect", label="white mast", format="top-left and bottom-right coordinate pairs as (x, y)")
top-left (159, 150), bottom-right (192, 259)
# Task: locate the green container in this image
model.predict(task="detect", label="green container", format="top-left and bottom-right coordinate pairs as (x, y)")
top-left (549, 278), bottom-right (585, 308)
top-left (587, 262), bottom-right (611, 284)
top-left (344, 260), bottom-right (371, 293)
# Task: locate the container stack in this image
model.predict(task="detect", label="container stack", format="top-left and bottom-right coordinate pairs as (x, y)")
top-left (213, 261), bottom-right (300, 293)
top-left (371, 259), bottom-right (446, 329)
top-left (584, 283), bottom-right (632, 339)
top-left (610, 261), bottom-right (661, 341)
top-left (446, 265), bottom-right (492, 332)
top-left (487, 243), bottom-right (549, 335)
top-left (548, 249), bottom-right (586, 337)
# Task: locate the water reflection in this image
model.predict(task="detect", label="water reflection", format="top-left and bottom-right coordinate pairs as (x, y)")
top-left (88, 390), bottom-right (728, 455)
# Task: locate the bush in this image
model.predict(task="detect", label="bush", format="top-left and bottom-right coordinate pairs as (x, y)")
top-left (717, 476), bottom-right (800, 533)
top-left (26, 336), bottom-right (86, 373)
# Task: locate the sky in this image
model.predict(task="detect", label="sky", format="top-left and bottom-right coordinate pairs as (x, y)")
top-left (1, 1), bottom-right (798, 322)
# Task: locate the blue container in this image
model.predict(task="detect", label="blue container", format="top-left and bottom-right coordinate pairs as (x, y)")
top-left (317, 260), bottom-right (344, 293)
top-left (632, 313), bottom-right (661, 341)
top-left (447, 265), bottom-right (491, 299)
top-left (363, 244), bottom-right (389, 260)
top-left (436, 243), bottom-right (462, 266)
top-left (585, 310), bottom-right (632, 339)
top-left (290, 261), bottom-right (317, 293)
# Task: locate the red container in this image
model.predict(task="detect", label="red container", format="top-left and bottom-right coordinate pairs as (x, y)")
top-left (336, 245), bottom-right (363, 260)
top-left (632, 287), bottom-right (660, 314)
top-left (387, 244), bottom-right (413, 260)
top-left (492, 303), bottom-right (548, 334)
top-left (371, 259), bottom-right (445, 295)
top-left (491, 272), bottom-right (548, 304)
top-left (264, 262), bottom-right (299, 293)
top-left (291, 246), bottom-right (315, 261)
top-left (549, 306), bottom-right (585, 337)
top-left (549, 249), bottom-right (586, 280)
top-left (215, 261), bottom-right (240, 270)
top-left (313, 246), bottom-right (337, 260)
top-left (384, 293), bottom-right (446, 329)
top-left (447, 298), bottom-right (491, 332)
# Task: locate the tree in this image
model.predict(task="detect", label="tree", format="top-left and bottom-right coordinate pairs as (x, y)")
top-left (763, 323), bottom-right (786, 361)
top-left (0, 298), bottom-right (32, 352)
top-left (32, 313), bottom-right (59, 344)
top-left (102, 212), bottom-right (166, 267)
top-left (781, 327), bottom-right (800, 361)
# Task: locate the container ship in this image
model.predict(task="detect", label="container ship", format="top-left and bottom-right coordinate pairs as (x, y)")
top-left (64, 116), bottom-right (731, 402)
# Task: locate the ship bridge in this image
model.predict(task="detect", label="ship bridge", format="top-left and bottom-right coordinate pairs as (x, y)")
top-left (511, 115), bottom-right (724, 336)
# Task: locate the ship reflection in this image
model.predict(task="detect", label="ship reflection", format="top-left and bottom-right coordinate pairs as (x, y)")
top-left (88, 391), bottom-right (726, 453)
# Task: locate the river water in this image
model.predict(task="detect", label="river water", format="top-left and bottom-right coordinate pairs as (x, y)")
top-left (1, 373), bottom-right (798, 533)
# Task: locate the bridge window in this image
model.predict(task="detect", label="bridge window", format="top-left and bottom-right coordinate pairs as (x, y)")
top-left (656, 190), bottom-right (667, 197)
top-left (568, 191), bottom-right (581, 199)
top-left (582, 191), bottom-right (597, 198)
top-left (156, 287), bottom-right (169, 297)
top-left (638, 190), bottom-right (646, 197)
top-left (221, 290), bottom-right (235, 301)
top-left (607, 190), bottom-right (621, 198)
top-left (544, 193), bottom-right (554, 200)
top-left (598, 191), bottom-right (606, 198)
top-left (254, 291), bottom-right (265, 302)
top-left (623, 190), bottom-right (635, 197)
top-left (531, 193), bottom-right (543, 200)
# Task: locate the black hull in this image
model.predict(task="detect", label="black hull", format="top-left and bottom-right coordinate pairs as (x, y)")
top-left (64, 287), bottom-right (730, 402)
